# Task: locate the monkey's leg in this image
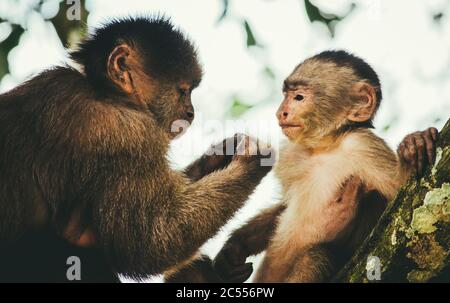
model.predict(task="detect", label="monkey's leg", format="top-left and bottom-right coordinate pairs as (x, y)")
top-left (284, 247), bottom-right (334, 283)
top-left (252, 246), bottom-right (333, 283)
top-left (0, 228), bottom-right (119, 282)
top-left (164, 255), bottom-right (222, 283)
top-left (214, 203), bottom-right (286, 282)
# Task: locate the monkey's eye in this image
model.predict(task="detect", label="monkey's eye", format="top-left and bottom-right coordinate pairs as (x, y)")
top-left (178, 88), bottom-right (187, 96)
top-left (294, 94), bottom-right (304, 101)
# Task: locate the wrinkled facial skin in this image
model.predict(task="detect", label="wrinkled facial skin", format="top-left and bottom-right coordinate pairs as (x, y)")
top-left (106, 43), bottom-right (202, 140)
top-left (276, 60), bottom-right (358, 145)
top-left (276, 84), bottom-right (315, 141)
top-left (148, 80), bottom-right (199, 139)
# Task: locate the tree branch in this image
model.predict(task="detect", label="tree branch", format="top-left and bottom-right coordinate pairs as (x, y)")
top-left (334, 118), bottom-right (450, 282)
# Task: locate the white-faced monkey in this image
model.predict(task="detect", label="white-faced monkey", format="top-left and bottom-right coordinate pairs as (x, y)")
top-left (213, 50), bottom-right (438, 282)
top-left (0, 17), bottom-right (272, 282)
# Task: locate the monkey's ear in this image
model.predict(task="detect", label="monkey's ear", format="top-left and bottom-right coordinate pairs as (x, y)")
top-left (347, 82), bottom-right (377, 122)
top-left (107, 44), bottom-right (134, 94)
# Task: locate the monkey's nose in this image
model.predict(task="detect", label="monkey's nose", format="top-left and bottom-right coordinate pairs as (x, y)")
top-left (186, 110), bottom-right (194, 121)
top-left (283, 112), bottom-right (288, 118)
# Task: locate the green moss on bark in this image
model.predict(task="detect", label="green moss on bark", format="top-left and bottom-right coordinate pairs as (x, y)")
top-left (335, 118), bottom-right (450, 282)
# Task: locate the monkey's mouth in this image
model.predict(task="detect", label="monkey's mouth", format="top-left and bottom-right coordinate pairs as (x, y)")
top-left (279, 124), bottom-right (302, 130)
top-left (170, 119), bottom-right (192, 139)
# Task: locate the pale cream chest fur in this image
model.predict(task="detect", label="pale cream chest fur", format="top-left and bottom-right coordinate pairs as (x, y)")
top-left (271, 130), bottom-right (399, 252)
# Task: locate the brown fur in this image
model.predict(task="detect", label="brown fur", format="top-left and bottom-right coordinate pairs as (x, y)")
top-left (0, 17), bottom-right (271, 282)
top-left (214, 51), bottom-right (416, 283)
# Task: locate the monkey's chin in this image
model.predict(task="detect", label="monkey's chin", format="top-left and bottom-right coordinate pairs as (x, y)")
top-left (281, 126), bottom-right (303, 141)
top-left (170, 119), bottom-right (192, 139)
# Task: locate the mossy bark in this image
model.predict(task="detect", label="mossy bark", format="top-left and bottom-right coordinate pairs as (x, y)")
top-left (334, 118), bottom-right (450, 282)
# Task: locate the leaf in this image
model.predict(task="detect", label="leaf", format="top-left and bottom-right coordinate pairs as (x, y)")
top-left (230, 97), bottom-right (253, 118)
top-left (382, 124), bottom-right (391, 133)
top-left (217, 0), bottom-right (229, 23)
top-left (264, 66), bottom-right (276, 79)
top-left (304, 0), bottom-right (328, 23)
top-left (243, 20), bottom-right (257, 48)
top-left (0, 24), bottom-right (25, 80)
top-left (303, 0), bottom-right (353, 37)
top-left (433, 12), bottom-right (444, 25)
top-left (50, 0), bottom-right (88, 48)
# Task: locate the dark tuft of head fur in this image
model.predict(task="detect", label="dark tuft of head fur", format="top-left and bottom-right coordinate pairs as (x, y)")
top-left (71, 16), bottom-right (201, 88)
top-left (312, 50), bottom-right (382, 108)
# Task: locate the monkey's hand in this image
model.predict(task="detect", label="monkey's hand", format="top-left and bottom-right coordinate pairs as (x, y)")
top-left (321, 177), bottom-right (366, 243)
top-left (213, 240), bottom-right (253, 283)
top-left (63, 211), bottom-right (97, 247)
top-left (397, 127), bottom-right (438, 177)
top-left (203, 133), bottom-right (247, 170)
top-left (185, 133), bottom-right (272, 181)
top-left (233, 134), bottom-right (275, 168)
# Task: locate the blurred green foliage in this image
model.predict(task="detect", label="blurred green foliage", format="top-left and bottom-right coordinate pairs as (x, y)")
top-left (0, 0), bottom-right (88, 80)
top-left (229, 97), bottom-right (254, 118)
top-left (0, 0), bottom-right (359, 118)
top-left (220, 0), bottom-right (353, 117)
top-left (243, 20), bottom-right (258, 48)
top-left (0, 22), bottom-right (24, 79)
top-left (6, 0), bottom-right (444, 121)
top-left (0, 0), bottom-right (351, 109)
top-left (304, 0), bottom-right (354, 37)
top-left (0, 0), bottom-right (446, 113)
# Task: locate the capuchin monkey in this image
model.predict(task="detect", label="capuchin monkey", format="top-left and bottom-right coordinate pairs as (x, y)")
top-left (0, 17), bottom-right (273, 282)
top-left (212, 50), bottom-right (438, 283)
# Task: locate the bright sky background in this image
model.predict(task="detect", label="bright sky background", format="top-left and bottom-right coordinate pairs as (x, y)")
top-left (1, 0), bottom-right (449, 282)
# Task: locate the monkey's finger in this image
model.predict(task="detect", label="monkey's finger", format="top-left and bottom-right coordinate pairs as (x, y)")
top-left (228, 263), bottom-right (253, 283)
top-left (213, 256), bottom-right (232, 279)
top-left (232, 249), bottom-right (249, 265)
top-left (340, 176), bottom-right (363, 205)
top-left (235, 134), bottom-right (249, 156)
top-left (423, 128), bottom-right (437, 165)
top-left (333, 177), bottom-right (352, 203)
top-left (405, 136), bottom-right (418, 176)
top-left (232, 133), bottom-right (246, 155)
top-left (214, 245), bottom-right (246, 275)
top-left (413, 135), bottom-right (425, 176)
top-left (429, 127), bottom-right (438, 141)
top-left (223, 242), bottom-right (247, 264)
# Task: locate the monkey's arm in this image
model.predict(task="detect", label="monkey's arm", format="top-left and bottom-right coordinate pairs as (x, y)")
top-left (213, 203), bottom-right (286, 282)
top-left (184, 153), bottom-right (231, 181)
top-left (183, 135), bottom-right (240, 181)
top-left (224, 203), bottom-right (286, 256)
top-left (93, 153), bottom-right (271, 278)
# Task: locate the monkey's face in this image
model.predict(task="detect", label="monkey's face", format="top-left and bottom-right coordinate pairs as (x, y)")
top-left (148, 80), bottom-right (199, 139)
top-left (277, 58), bottom-right (377, 146)
top-left (104, 40), bottom-right (202, 140)
top-left (277, 85), bottom-right (316, 141)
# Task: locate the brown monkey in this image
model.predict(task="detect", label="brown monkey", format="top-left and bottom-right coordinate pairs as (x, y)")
top-left (0, 17), bottom-right (272, 282)
top-left (213, 50), bottom-right (438, 283)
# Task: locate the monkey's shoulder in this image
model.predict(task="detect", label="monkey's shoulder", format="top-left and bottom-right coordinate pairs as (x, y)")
top-left (339, 129), bottom-right (400, 198)
top-left (0, 66), bottom-right (167, 159)
top-left (339, 129), bottom-right (396, 160)
top-left (1, 66), bottom-right (89, 103)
